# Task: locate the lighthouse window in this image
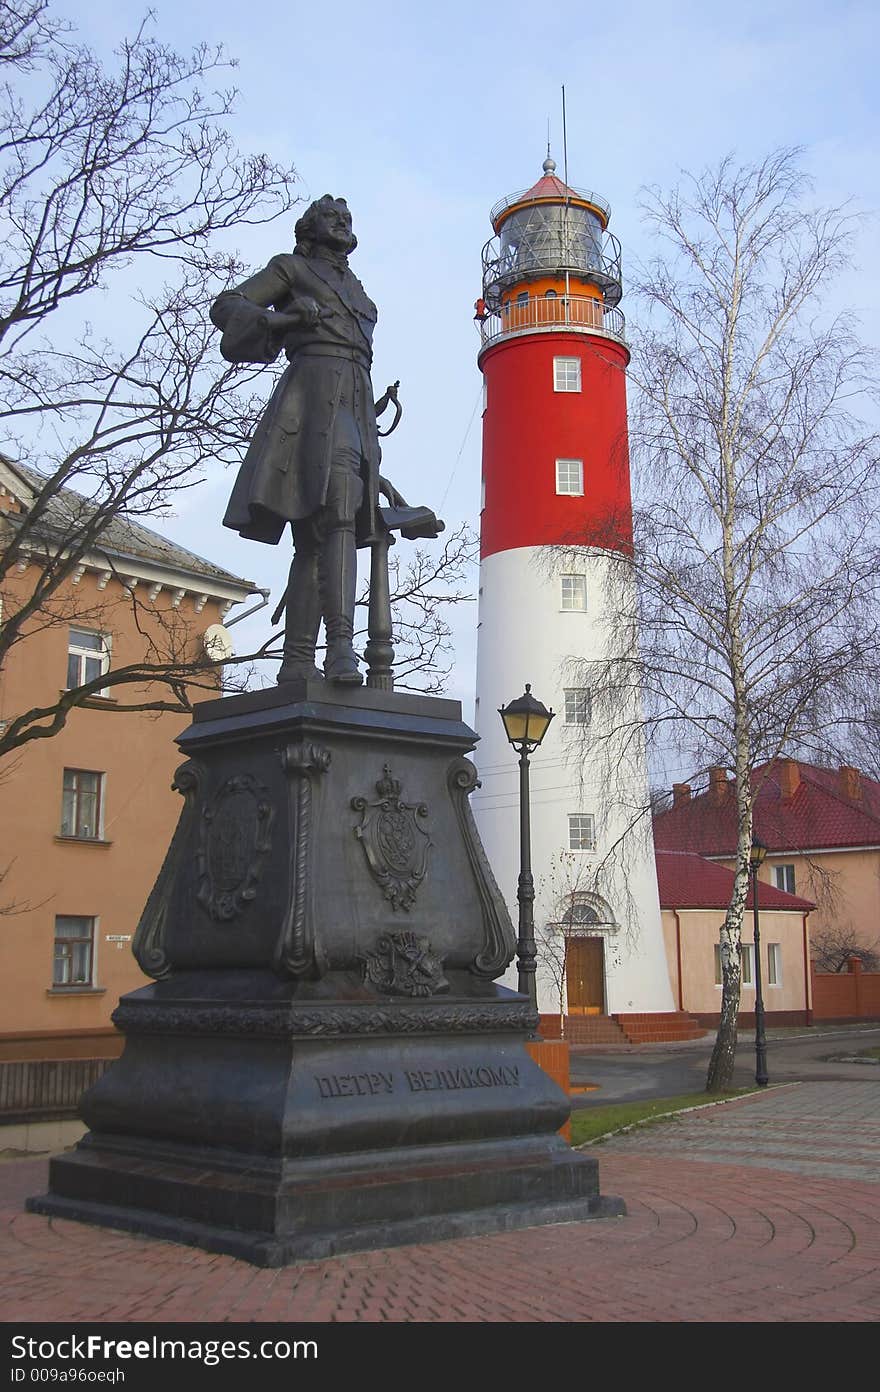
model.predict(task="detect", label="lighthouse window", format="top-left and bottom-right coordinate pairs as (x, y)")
top-left (516, 291), bottom-right (529, 305)
top-left (568, 814), bottom-right (596, 852)
top-left (553, 356), bottom-right (581, 392)
top-left (564, 689), bottom-right (592, 726)
top-left (560, 575), bottom-right (587, 611)
top-left (556, 459), bottom-right (584, 495)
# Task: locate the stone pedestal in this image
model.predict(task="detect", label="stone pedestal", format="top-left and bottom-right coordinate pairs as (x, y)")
top-left (29, 683), bottom-right (623, 1264)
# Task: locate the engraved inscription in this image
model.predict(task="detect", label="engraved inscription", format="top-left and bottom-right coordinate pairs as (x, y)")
top-left (315, 1072), bottom-right (394, 1099)
top-left (313, 1063), bottom-right (520, 1099)
top-left (406, 1065), bottom-right (520, 1092)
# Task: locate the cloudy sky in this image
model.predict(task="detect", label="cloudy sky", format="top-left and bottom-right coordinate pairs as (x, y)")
top-left (70, 0), bottom-right (880, 714)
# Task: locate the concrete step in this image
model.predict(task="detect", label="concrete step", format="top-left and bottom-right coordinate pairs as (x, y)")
top-left (563, 1016), bottom-right (628, 1046)
top-left (614, 1012), bottom-right (707, 1043)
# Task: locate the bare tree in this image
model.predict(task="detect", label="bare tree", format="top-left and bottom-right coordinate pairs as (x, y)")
top-left (0, 7), bottom-right (475, 756)
top-left (560, 150), bottom-right (880, 1090)
top-left (0, 4), bottom-right (299, 746)
top-left (811, 924), bottom-right (880, 974)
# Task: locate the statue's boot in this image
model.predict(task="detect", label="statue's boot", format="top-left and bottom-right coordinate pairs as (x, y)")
top-left (321, 525), bottom-right (362, 685)
top-left (277, 540), bottom-right (323, 684)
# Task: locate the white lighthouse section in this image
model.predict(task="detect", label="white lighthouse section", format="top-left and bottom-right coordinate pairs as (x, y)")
top-left (472, 543), bottom-right (675, 1017)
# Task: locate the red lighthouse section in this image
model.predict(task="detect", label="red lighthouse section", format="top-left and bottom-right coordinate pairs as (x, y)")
top-left (480, 330), bottom-right (633, 561)
top-left (477, 155), bottom-right (633, 562)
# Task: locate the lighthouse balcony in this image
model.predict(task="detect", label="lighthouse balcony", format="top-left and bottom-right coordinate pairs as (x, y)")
top-left (478, 294), bottom-right (626, 350)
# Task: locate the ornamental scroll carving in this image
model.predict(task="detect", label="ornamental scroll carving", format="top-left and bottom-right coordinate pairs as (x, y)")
top-left (274, 741), bottom-right (332, 978)
top-left (112, 998), bottom-right (536, 1038)
top-left (361, 931), bottom-right (448, 998)
top-left (196, 773), bottom-right (274, 922)
top-left (351, 765), bottom-right (431, 911)
top-left (447, 757), bottom-right (516, 978)
top-left (132, 759), bottom-right (204, 979)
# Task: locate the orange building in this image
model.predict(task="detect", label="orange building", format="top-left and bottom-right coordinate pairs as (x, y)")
top-left (0, 458), bottom-right (260, 1063)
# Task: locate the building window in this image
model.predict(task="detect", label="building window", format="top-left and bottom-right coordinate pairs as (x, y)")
top-left (556, 459), bottom-right (584, 495)
top-left (53, 916), bottom-right (96, 987)
top-left (774, 864), bottom-right (795, 894)
top-left (553, 356), bottom-right (581, 392)
top-left (61, 769), bottom-right (104, 839)
top-left (516, 290), bottom-right (529, 305)
top-left (741, 943), bottom-right (754, 986)
top-left (67, 628), bottom-right (110, 693)
top-left (568, 813), bottom-right (595, 851)
top-left (767, 942), bottom-right (782, 987)
top-left (545, 289), bottom-right (558, 299)
top-left (564, 688), bottom-right (592, 725)
top-left (560, 575), bottom-right (587, 611)
top-left (715, 941), bottom-right (753, 986)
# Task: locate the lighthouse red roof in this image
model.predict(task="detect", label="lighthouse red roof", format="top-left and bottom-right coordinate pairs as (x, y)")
top-left (490, 156), bottom-right (611, 231)
top-left (520, 171), bottom-right (578, 204)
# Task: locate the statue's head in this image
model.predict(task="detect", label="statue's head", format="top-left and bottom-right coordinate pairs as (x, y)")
top-left (294, 196), bottom-right (357, 256)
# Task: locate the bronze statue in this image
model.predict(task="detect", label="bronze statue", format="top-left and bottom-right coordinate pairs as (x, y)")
top-left (211, 195), bottom-right (411, 685)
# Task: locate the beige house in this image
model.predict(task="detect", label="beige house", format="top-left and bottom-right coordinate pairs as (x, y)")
top-left (656, 849), bottom-right (814, 1026)
top-left (655, 759), bottom-right (880, 982)
top-left (0, 459), bottom-right (259, 1060)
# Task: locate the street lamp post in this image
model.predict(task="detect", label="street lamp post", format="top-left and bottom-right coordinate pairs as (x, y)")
top-left (750, 834), bottom-right (769, 1087)
top-left (498, 685), bottom-right (555, 1012)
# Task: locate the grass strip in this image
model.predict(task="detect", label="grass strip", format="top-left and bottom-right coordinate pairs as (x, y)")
top-left (570, 1087), bottom-right (760, 1147)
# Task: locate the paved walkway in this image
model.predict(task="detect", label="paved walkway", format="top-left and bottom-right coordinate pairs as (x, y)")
top-left (2, 1082), bottom-right (878, 1322)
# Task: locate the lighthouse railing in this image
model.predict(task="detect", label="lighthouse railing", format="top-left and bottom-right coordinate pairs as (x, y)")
top-left (478, 295), bottom-right (626, 349)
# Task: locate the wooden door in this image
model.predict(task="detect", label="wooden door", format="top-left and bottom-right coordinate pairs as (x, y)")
top-left (565, 937), bottom-right (605, 1015)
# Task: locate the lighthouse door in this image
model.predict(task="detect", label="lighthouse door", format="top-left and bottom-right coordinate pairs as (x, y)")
top-left (565, 937), bottom-right (605, 1015)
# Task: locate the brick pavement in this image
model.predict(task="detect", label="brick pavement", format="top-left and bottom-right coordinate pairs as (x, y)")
top-left (2, 1081), bottom-right (878, 1322)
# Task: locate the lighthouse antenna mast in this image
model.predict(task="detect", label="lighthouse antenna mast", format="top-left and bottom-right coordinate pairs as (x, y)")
top-left (562, 84), bottom-right (571, 323)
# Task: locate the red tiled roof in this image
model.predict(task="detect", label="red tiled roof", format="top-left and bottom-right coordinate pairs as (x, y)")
top-left (655, 850), bottom-right (814, 911)
top-left (519, 173), bottom-right (579, 204)
top-left (653, 760), bottom-right (880, 855)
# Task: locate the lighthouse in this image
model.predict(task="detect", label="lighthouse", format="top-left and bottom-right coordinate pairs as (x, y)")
top-left (471, 155), bottom-right (680, 1038)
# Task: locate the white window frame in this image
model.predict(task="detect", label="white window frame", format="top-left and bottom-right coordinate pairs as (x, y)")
top-left (568, 813), bottom-right (596, 852)
top-left (52, 915), bottom-right (97, 987)
top-left (714, 941), bottom-right (754, 987)
top-left (741, 942), bottom-right (754, 987)
top-left (773, 864), bottom-right (796, 895)
top-left (767, 942), bottom-right (782, 988)
top-left (60, 769), bottom-right (105, 839)
top-left (560, 575), bottom-right (587, 611)
top-left (67, 628), bottom-right (111, 695)
top-left (553, 356), bottom-right (581, 392)
top-left (555, 459), bottom-right (584, 496)
top-left (563, 688), bottom-right (592, 726)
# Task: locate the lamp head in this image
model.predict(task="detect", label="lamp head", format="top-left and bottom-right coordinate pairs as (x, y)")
top-left (499, 684), bottom-right (555, 751)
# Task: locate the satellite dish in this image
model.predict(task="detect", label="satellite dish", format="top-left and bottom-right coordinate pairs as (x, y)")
top-left (203, 623), bottom-right (234, 661)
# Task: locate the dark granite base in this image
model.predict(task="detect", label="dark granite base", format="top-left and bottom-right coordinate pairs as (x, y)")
top-left (27, 683), bottom-right (626, 1266)
top-left (28, 1186), bottom-right (625, 1267)
top-left (28, 1128), bottom-right (624, 1265)
top-left (27, 981), bottom-right (624, 1266)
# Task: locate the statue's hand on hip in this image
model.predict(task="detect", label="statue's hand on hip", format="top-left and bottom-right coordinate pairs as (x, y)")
top-left (262, 299), bottom-right (325, 332)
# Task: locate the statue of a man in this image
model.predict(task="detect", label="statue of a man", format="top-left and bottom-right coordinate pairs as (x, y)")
top-left (210, 195), bottom-right (403, 685)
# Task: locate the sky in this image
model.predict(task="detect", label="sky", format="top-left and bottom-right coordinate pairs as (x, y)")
top-left (40, 0), bottom-right (880, 718)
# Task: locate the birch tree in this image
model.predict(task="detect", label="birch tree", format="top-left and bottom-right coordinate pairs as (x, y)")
top-left (564, 150), bottom-right (880, 1090)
